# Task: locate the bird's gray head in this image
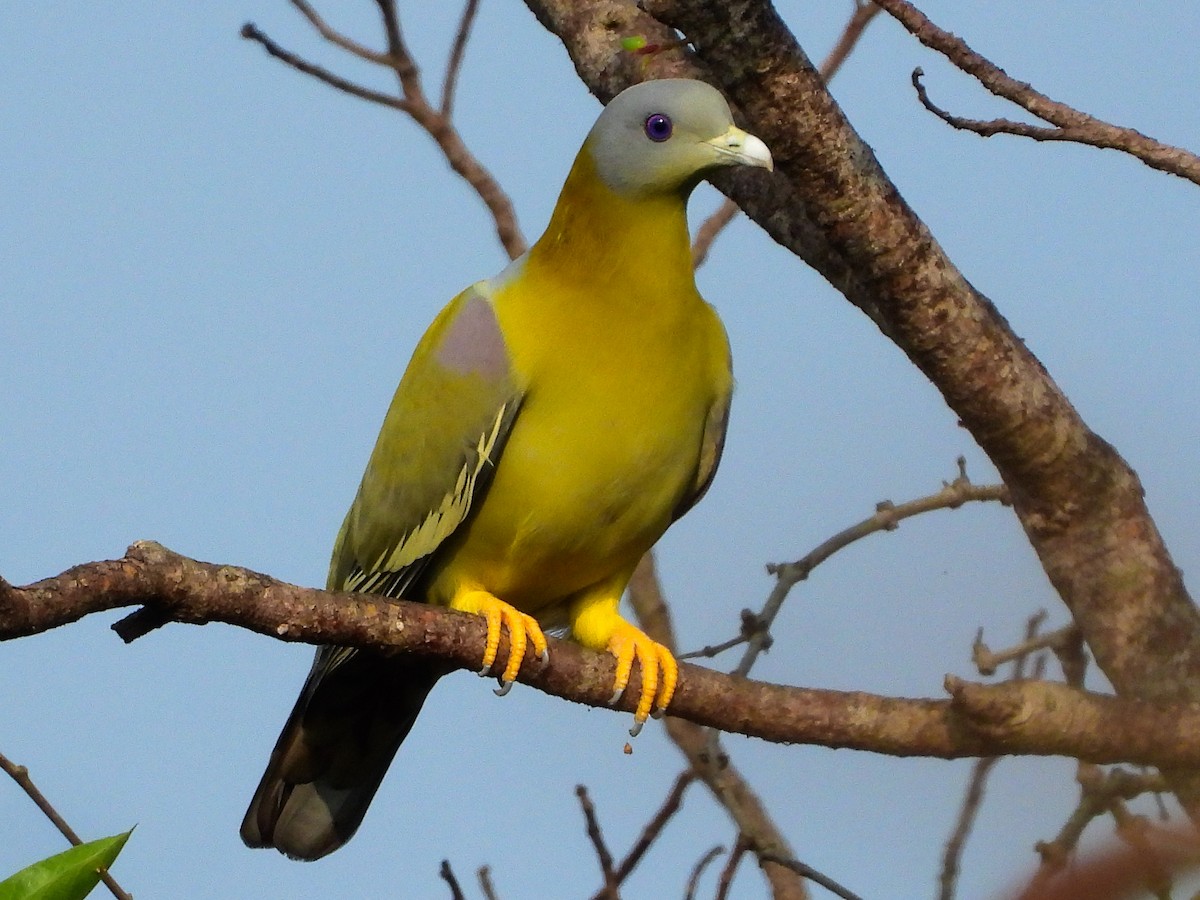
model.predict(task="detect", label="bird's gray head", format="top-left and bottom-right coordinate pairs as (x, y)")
top-left (585, 79), bottom-right (773, 198)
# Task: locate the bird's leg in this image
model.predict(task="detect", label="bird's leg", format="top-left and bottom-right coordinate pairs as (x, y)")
top-left (568, 585), bottom-right (679, 736)
top-left (449, 589), bottom-right (549, 693)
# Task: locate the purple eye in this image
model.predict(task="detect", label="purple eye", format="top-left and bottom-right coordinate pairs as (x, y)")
top-left (644, 113), bottom-right (673, 142)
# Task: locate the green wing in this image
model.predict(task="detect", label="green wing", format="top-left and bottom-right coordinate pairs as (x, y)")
top-left (328, 285), bottom-right (522, 601)
top-left (673, 390), bottom-right (731, 523)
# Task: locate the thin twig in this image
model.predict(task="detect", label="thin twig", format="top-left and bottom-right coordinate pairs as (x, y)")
top-left (606, 771), bottom-right (696, 889)
top-left (242, 7), bottom-right (527, 258)
top-left (717, 458), bottom-right (1007, 679)
top-left (818, 1), bottom-right (882, 81)
top-left (690, 199), bottom-right (738, 267)
top-left (440, 859), bottom-right (467, 900)
top-left (690, 0), bottom-right (882, 265)
top-left (973, 621), bottom-right (1078, 677)
top-left (938, 757), bottom-right (1000, 900)
top-left (871, 0), bottom-right (1200, 186)
top-left (442, 0), bottom-right (482, 117)
top-left (0, 752), bottom-right (132, 900)
top-left (760, 853), bottom-right (865, 900)
top-left (713, 834), bottom-right (750, 900)
top-left (241, 23), bottom-right (412, 112)
top-left (683, 845), bottom-right (725, 900)
top-left (940, 611), bottom-right (1050, 899)
top-left (373, 0), bottom-right (423, 95)
top-left (577, 785), bottom-right (619, 898)
top-left (1035, 766), bottom-right (1169, 875)
top-left (287, 0), bottom-right (393, 65)
top-left (478, 865), bottom-right (500, 900)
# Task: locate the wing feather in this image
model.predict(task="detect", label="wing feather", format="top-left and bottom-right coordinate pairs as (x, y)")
top-left (327, 285), bottom-right (523, 602)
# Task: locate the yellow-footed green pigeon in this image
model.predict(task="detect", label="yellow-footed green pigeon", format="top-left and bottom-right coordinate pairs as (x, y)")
top-left (241, 78), bottom-right (773, 860)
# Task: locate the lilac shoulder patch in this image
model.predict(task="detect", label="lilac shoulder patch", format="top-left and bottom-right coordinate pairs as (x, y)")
top-left (435, 290), bottom-right (510, 381)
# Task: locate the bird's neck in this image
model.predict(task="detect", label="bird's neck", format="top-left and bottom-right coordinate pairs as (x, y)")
top-left (525, 149), bottom-right (697, 295)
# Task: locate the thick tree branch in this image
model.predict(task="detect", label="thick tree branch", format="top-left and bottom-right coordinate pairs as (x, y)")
top-left (6, 545), bottom-right (1200, 769)
top-left (522, 0), bottom-right (1200, 815)
top-left (689, 0), bottom-right (880, 266)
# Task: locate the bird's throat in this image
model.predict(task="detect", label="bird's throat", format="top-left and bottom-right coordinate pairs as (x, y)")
top-left (527, 150), bottom-right (696, 294)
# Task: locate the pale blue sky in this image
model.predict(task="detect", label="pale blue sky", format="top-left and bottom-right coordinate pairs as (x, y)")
top-left (4, 3), bottom-right (1199, 898)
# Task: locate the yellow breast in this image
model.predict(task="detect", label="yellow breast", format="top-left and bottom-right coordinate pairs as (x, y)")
top-left (426, 151), bottom-right (731, 614)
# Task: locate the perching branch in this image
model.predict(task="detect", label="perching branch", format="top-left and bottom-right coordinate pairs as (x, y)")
top-left (8, 545), bottom-right (1200, 764)
top-left (869, 0), bottom-right (1200, 187)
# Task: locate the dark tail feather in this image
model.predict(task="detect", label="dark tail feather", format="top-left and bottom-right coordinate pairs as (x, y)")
top-left (241, 651), bottom-right (442, 860)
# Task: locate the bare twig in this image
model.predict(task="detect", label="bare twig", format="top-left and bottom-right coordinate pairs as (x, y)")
top-left (287, 0), bottom-right (393, 65)
top-left (601, 771), bottom-right (696, 892)
top-left (690, 0), bottom-right (881, 265)
top-left (241, 23), bottom-right (413, 112)
top-left (242, 6), bottom-right (527, 258)
top-left (577, 785), bottom-right (619, 898)
top-left (972, 612), bottom-right (1079, 678)
top-left (440, 859), bottom-right (467, 900)
top-left (0, 752), bottom-right (132, 900)
top-left (442, 0), bottom-right (482, 117)
top-left (819, 0), bottom-right (882, 81)
top-left (478, 865), bottom-right (500, 900)
top-left (714, 834), bottom-right (750, 900)
top-left (373, 0), bottom-right (423, 96)
top-left (690, 198), bottom-right (738, 267)
top-left (939, 757), bottom-right (1000, 900)
top-left (683, 844), bottom-right (725, 900)
top-left (719, 459), bottom-right (1008, 680)
top-left (1035, 766), bottom-right (1170, 876)
top-left (870, 0), bottom-right (1200, 186)
top-left (973, 623), bottom-right (1078, 677)
top-left (941, 611), bottom-right (1048, 900)
top-left (759, 853), bottom-right (865, 900)
top-left (628, 555), bottom-right (809, 900)
top-left (679, 609), bottom-right (766, 662)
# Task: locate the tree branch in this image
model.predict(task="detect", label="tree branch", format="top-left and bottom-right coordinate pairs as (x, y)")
top-left (243, 6), bottom-right (527, 259)
top-left (441, 0), bottom-right (482, 117)
top-left (7, 545), bottom-right (1200, 768)
top-left (871, 0), bottom-right (1200, 187)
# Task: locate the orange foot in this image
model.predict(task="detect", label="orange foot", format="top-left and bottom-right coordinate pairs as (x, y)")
top-left (451, 590), bottom-right (549, 694)
top-left (607, 620), bottom-right (679, 737)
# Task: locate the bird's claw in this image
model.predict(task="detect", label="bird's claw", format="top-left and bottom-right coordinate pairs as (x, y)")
top-left (452, 589), bottom-right (549, 690)
top-left (606, 622), bottom-right (678, 735)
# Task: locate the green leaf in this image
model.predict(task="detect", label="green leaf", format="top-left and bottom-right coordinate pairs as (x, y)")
top-left (0, 831), bottom-right (132, 900)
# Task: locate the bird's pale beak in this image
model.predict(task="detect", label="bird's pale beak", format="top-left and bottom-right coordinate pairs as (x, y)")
top-left (706, 126), bottom-right (774, 172)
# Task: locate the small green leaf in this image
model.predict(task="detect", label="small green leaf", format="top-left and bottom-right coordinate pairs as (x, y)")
top-left (620, 35), bottom-right (648, 52)
top-left (0, 831), bottom-right (132, 900)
